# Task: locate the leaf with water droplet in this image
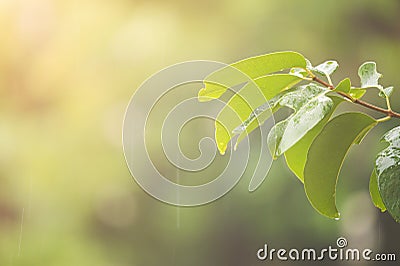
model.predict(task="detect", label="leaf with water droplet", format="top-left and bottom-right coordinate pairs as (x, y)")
top-left (375, 126), bottom-right (400, 222)
top-left (215, 74), bottom-right (302, 154)
top-left (267, 119), bottom-right (288, 159)
top-left (358, 62), bottom-right (382, 88)
top-left (267, 84), bottom-right (334, 157)
top-left (304, 112), bottom-right (377, 219)
top-left (311, 60), bottom-right (339, 77)
top-left (284, 96), bottom-right (344, 182)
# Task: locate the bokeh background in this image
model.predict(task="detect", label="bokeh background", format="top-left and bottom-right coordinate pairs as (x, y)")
top-left (1, 0), bottom-right (400, 265)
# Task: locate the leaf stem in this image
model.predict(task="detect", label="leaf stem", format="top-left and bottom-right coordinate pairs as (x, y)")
top-left (377, 116), bottom-right (391, 123)
top-left (385, 95), bottom-right (392, 112)
top-left (312, 76), bottom-right (400, 119)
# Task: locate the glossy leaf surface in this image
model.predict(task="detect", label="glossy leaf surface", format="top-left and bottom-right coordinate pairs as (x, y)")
top-left (358, 62), bottom-right (381, 88)
top-left (267, 84), bottom-right (334, 157)
top-left (375, 126), bottom-right (400, 222)
top-left (312, 60), bottom-right (339, 77)
top-left (284, 96), bottom-right (343, 182)
top-left (215, 74), bottom-right (302, 154)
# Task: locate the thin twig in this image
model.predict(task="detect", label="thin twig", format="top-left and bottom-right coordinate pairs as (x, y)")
top-left (312, 76), bottom-right (400, 119)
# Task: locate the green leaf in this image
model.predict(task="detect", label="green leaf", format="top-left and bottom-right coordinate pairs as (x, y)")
top-left (358, 61), bottom-right (382, 88)
top-left (375, 126), bottom-right (400, 222)
top-left (304, 112), bottom-right (377, 219)
top-left (349, 88), bottom-right (366, 99)
top-left (353, 121), bottom-right (376, 145)
top-left (369, 169), bottom-right (387, 212)
top-left (311, 60), bottom-right (339, 77)
top-left (255, 74), bottom-right (304, 100)
top-left (215, 74), bottom-right (302, 154)
top-left (279, 99), bottom-right (333, 155)
top-left (233, 98), bottom-right (280, 149)
top-left (214, 82), bottom-right (265, 155)
top-left (267, 120), bottom-right (288, 159)
top-left (198, 51), bottom-right (306, 101)
top-left (289, 67), bottom-right (308, 78)
top-left (268, 84), bottom-right (334, 157)
top-left (199, 81), bottom-right (235, 102)
top-left (284, 96), bottom-right (343, 182)
top-left (378, 86), bottom-right (394, 99)
top-left (334, 78), bottom-right (351, 93)
top-left (233, 75), bottom-right (302, 148)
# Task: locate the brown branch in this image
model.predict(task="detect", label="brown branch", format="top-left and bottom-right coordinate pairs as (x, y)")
top-left (312, 76), bottom-right (400, 119)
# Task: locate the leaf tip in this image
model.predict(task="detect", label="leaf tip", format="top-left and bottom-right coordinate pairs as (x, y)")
top-left (217, 142), bottom-right (227, 155)
top-left (198, 88), bottom-right (212, 102)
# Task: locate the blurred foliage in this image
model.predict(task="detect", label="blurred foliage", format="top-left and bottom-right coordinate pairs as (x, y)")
top-left (1, 0), bottom-right (400, 265)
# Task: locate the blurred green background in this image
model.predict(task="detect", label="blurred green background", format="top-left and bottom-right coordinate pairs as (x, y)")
top-left (1, 0), bottom-right (400, 265)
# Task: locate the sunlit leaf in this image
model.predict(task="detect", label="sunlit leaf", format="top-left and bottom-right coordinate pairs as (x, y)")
top-left (358, 61), bottom-right (382, 88)
top-left (279, 100), bottom-right (333, 155)
top-left (369, 169), bottom-right (387, 212)
top-left (269, 84), bottom-right (334, 156)
top-left (289, 67), bottom-right (308, 78)
top-left (233, 75), bottom-right (302, 148)
top-left (233, 98), bottom-right (279, 149)
top-left (215, 74), bottom-right (302, 154)
top-left (199, 51), bottom-right (306, 101)
top-left (214, 82), bottom-right (265, 155)
top-left (375, 126), bottom-right (400, 222)
top-left (267, 119), bottom-right (288, 159)
top-left (311, 60), bottom-right (339, 77)
top-left (284, 96), bottom-right (343, 182)
top-left (304, 113), bottom-right (377, 219)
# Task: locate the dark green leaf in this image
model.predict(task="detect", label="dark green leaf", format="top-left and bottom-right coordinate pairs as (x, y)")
top-left (375, 126), bottom-right (400, 222)
top-left (304, 113), bottom-right (377, 219)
